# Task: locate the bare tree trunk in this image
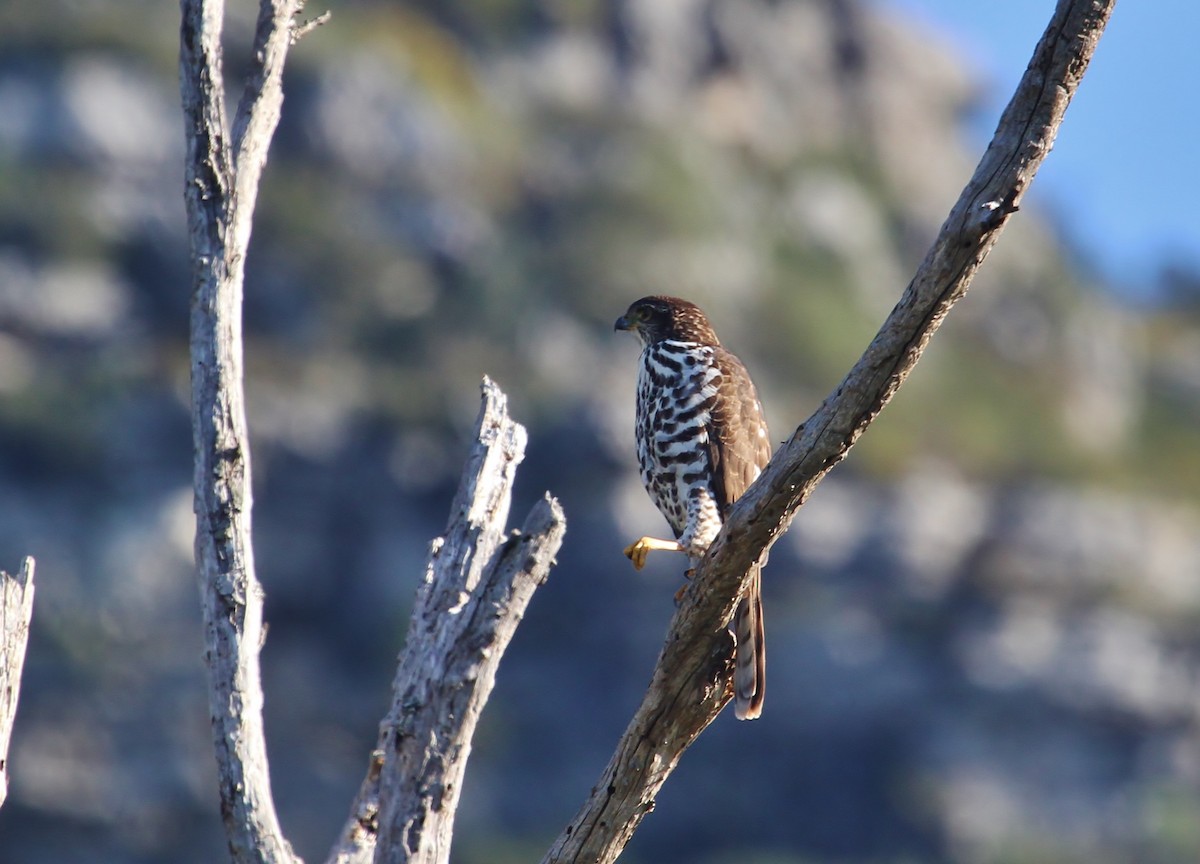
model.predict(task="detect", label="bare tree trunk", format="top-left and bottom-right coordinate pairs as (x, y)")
top-left (0, 557), bottom-right (34, 811)
top-left (180, 5), bottom-right (564, 863)
top-left (542, 1), bottom-right (1116, 861)
top-left (180, 1), bottom-right (303, 861)
top-left (325, 380), bottom-right (566, 864)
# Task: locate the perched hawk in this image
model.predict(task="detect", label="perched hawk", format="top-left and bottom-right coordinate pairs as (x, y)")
top-left (615, 296), bottom-right (772, 720)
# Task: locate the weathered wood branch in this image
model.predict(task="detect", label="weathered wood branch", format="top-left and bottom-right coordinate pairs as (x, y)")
top-left (181, 3), bottom-right (562, 862)
top-left (325, 379), bottom-right (565, 864)
top-left (542, 1), bottom-right (1116, 861)
top-left (180, 1), bottom-right (302, 862)
top-left (0, 557), bottom-right (35, 811)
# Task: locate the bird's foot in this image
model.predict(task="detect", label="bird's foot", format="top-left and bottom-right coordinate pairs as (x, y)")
top-left (622, 536), bottom-right (683, 570)
top-left (623, 538), bottom-right (652, 570)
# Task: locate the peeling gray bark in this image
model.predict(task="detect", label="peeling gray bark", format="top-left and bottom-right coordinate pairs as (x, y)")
top-left (542, 1), bottom-right (1117, 861)
top-left (326, 380), bottom-right (566, 864)
top-left (0, 556), bottom-right (34, 811)
top-left (180, 1), bottom-right (304, 862)
top-left (180, 3), bottom-right (564, 862)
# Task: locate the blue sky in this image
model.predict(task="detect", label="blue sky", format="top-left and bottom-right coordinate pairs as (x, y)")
top-left (882, 1), bottom-right (1198, 299)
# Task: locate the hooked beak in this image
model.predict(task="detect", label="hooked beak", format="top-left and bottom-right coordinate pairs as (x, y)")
top-left (614, 315), bottom-right (631, 332)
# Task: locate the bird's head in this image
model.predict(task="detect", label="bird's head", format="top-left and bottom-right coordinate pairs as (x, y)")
top-left (614, 296), bottom-right (719, 346)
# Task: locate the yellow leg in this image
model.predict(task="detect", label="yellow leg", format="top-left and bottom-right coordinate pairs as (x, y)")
top-left (622, 536), bottom-right (684, 570)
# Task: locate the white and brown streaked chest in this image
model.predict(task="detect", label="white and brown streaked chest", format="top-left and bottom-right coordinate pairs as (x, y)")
top-left (634, 338), bottom-right (725, 554)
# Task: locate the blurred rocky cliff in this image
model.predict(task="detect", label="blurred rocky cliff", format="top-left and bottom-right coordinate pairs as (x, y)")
top-left (2, 1), bottom-right (1199, 862)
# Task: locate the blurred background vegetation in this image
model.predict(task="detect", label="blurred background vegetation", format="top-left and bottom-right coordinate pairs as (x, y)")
top-left (2, 1), bottom-right (1199, 862)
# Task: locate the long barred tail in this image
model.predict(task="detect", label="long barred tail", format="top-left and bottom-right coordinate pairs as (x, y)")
top-left (733, 565), bottom-right (766, 720)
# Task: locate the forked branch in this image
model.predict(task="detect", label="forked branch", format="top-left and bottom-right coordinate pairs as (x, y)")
top-left (326, 380), bottom-right (565, 864)
top-left (180, 1), bottom-right (303, 861)
top-left (181, 2), bottom-right (563, 862)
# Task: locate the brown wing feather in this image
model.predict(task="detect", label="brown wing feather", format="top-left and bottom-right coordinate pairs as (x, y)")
top-left (707, 347), bottom-right (771, 512)
top-left (706, 346), bottom-right (771, 720)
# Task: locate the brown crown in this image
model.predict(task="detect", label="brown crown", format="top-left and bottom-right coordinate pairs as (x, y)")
top-left (615, 295), bottom-right (720, 345)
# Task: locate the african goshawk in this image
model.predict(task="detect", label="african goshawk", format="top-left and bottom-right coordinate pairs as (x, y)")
top-left (615, 295), bottom-right (772, 720)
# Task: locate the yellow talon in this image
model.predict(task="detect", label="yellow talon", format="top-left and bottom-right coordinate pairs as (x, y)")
top-left (622, 536), bottom-right (685, 570)
top-left (623, 538), bottom-right (652, 570)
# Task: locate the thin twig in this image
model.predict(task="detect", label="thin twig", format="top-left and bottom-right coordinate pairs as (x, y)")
top-left (292, 11), bottom-right (331, 44)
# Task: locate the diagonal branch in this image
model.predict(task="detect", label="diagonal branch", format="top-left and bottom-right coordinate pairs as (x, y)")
top-left (180, 1), bottom-right (303, 862)
top-left (0, 557), bottom-right (35, 811)
top-left (542, 1), bottom-right (1116, 861)
top-left (324, 379), bottom-right (566, 864)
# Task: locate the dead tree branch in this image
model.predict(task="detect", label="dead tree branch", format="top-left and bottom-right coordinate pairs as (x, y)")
top-left (542, 1), bottom-right (1117, 861)
top-left (180, 1), bottom-right (303, 861)
top-left (326, 379), bottom-right (565, 864)
top-left (181, 1), bottom-right (563, 861)
top-left (0, 556), bottom-right (35, 811)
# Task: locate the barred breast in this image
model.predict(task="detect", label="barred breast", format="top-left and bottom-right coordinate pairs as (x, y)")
top-left (635, 339), bottom-right (724, 557)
